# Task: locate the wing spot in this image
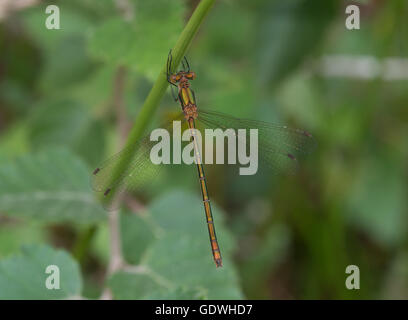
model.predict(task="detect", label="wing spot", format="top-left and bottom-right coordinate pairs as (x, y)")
top-left (287, 153), bottom-right (296, 160)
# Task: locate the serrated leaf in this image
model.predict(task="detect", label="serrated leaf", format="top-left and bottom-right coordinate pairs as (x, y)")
top-left (28, 99), bottom-right (105, 167)
top-left (109, 270), bottom-right (207, 299)
top-left (147, 191), bottom-right (242, 299)
top-left (109, 191), bottom-right (243, 300)
top-left (88, 0), bottom-right (185, 79)
top-left (146, 232), bottom-right (242, 299)
top-left (0, 244), bottom-right (82, 299)
top-left (0, 148), bottom-right (106, 223)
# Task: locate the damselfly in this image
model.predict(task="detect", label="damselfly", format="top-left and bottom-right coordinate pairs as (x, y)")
top-left (91, 52), bottom-right (316, 268)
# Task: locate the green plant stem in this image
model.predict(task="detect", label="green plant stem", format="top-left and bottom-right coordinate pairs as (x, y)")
top-left (126, 0), bottom-right (215, 145)
top-left (72, 225), bottom-right (97, 263)
top-left (102, 0), bottom-right (216, 203)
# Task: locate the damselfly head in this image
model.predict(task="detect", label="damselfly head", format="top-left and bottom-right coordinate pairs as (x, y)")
top-left (170, 71), bottom-right (196, 84)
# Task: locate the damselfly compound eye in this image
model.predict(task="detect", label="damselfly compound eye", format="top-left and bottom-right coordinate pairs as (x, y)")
top-left (186, 72), bottom-right (196, 80)
top-left (171, 74), bottom-right (182, 83)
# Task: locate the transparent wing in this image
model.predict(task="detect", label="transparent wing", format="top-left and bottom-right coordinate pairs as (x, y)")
top-left (197, 109), bottom-right (317, 174)
top-left (91, 115), bottom-right (184, 210)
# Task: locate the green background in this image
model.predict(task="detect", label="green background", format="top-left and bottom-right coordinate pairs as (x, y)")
top-left (0, 0), bottom-right (407, 299)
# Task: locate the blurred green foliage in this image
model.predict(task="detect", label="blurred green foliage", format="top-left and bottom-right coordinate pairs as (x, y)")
top-left (0, 244), bottom-right (82, 299)
top-left (0, 0), bottom-right (407, 299)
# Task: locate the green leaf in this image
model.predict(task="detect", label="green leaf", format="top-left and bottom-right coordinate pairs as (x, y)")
top-left (0, 80), bottom-right (33, 113)
top-left (109, 271), bottom-right (161, 300)
top-left (120, 211), bottom-right (155, 264)
top-left (109, 269), bottom-right (208, 299)
top-left (0, 222), bottom-right (45, 259)
top-left (21, 4), bottom-right (96, 48)
top-left (239, 224), bottom-right (291, 298)
top-left (39, 36), bottom-right (96, 91)
top-left (346, 157), bottom-right (407, 247)
top-left (0, 148), bottom-right (106, 223)
top-left (0, 23), bottom-right (41, 89)
top-left (257, 0), bottom-right (338, 86)
top-left (28, 99), bottom-right (105, 167)
top-left (0, 244), bottom-right (82, 299)
top-left (88, 18), bottom-right (133, 66)
top-left (145, 286), bottom-right (207, 300)
top-left (146, 232), bottom-right (242, 299)
top-left (0, 124), bottom-right (30, 164)
top-left (88, 0), bottom-right (186, 80)
top-left (21, 5), bottom-right (97, 91)
top-left (109, 191), bottom-right (243, 300)
top-left (98, 0), bottom-right (216, 202)
top-left (62, 0), bottom-right (117, 19)
top-left (70, 65), bottom-right (117, 111)
top-left (196, 1), bottom-right (256, 59)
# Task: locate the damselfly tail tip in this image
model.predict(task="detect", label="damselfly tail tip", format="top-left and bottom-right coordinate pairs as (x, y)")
top-left (215, 258), bottom-right (223, 268)
top-left (104, 188), bottom-right (111, 196)
top-left (93, 168), bottom-right (100, 175)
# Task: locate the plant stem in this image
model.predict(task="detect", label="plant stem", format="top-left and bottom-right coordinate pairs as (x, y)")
top-left (72, 225), bottom-right (97, 262)
top-left (101, 0), bottom-right (216, 204)
top-left (100, 66), bottom-right (129, 300)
